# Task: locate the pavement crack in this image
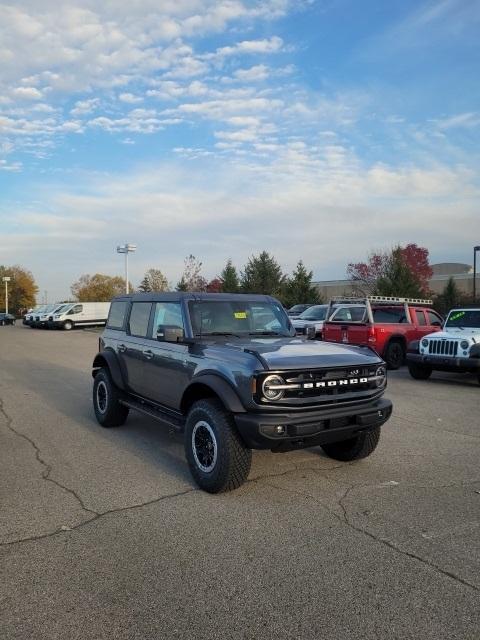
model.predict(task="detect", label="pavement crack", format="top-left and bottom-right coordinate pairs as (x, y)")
top-left (259, 478), bottom-right (479, 595)
top-left (0, 487), bottom-right (196, 548)
top-left (0, 396), bottom-right (98, 518)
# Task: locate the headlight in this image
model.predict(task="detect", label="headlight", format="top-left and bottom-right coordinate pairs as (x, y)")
top-left (460, 340), bottom-right (469, 350)
top-left (261, 374), bottom-right (285, 401)
top-left (421, 339), bottom-right (428, 348)
top-left (375, 366), bottom-right (387, 387)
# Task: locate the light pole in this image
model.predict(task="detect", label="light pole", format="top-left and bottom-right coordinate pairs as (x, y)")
top-left (474, 246), bottom-right (480, 303)
top-left (2, 276), bottom-right (11, 314)
top-left (116, 243), bottom-right (137, 294)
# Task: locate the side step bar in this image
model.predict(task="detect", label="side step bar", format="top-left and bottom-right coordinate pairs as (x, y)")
top-left (119, 397), bottom-right (185, 431)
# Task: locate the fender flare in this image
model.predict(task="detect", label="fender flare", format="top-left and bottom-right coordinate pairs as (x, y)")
top-left (407, 339), bottom-right (420, 353)
top-left (183, 374), bottom-right (246, 413)
top-left (92, 350), bottom-right (126, 391)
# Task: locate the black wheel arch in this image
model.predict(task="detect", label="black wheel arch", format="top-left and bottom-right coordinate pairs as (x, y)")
top-left (181, 375), bottom-right (246, 415)
top-left (407, 339), bottom-right (420, 353)
top-left (92, 350), bottom-right (126, 391)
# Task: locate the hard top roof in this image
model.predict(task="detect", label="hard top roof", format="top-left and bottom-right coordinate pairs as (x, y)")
top-left (112, 292), bottom-right (278, 303)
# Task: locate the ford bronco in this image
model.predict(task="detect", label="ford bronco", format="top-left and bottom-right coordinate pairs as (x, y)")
top-left (92, 293), bottom-right (393, 492)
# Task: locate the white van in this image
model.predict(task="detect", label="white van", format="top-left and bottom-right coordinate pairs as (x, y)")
top-left (24, 305), bottom-right (47, 325)
top-left (52, 302), bottom-right (111, 330)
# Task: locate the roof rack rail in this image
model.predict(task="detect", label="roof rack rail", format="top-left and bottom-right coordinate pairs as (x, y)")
top-left (330, 295), bottom-right (433, 306)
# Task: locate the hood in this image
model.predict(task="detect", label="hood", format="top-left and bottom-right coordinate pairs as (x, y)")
top-left (425, 328), bottom-right (480, 342)
top-left (292, 319), bottom-right (324, 329)
top-left (198, 336), bottom-right (382, 370)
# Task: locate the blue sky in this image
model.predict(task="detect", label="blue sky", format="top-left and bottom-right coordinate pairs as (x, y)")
top-left (0, 0), bottom-right (479, 300)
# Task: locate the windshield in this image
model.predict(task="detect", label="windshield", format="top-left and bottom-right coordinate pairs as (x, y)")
top-left (298, 305), bottom-right (327, 321)
top-left (445, 309), bottom-right (480, 328)
top-left (188, 300), bottom-right (294, 337)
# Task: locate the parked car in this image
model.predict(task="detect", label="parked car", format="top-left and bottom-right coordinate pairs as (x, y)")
top-left (92, 292), bottom-right (392, 493)
top-left (0, 313), bottom-right (16, 326)
top-left (407, 307), bottom-right (480, 383)
top-left (287, 303), bottom-right (314, 319)
top-left (51, 302), bottom-right (111, 330)
top-left (322, 296), bottom-right (443, 369)
top-left (291, 304), bottom-right (329, 337)
top-left (36, 304), bottom-right (70, 328)
top-left (31, 304), bottom-right (60, 327)
top-left (24, 305), bottom-right (48, 325)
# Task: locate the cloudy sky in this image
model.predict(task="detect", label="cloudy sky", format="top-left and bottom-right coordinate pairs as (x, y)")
top-left (0, 0), bottom-right (479, 300)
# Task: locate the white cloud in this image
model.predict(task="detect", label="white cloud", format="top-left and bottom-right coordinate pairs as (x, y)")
top-left (118, 92), bottom-right (143, 104)
top-left (204, 36), bottom-right (284, 60)
top-left (435, 112), bottom-right (480, 130)
top-left (12, 86), bottom-right (43, 100)
top-left (71, 98), bottom-right (101, 116)
top-left (233, 64), bottom-right (269, 81)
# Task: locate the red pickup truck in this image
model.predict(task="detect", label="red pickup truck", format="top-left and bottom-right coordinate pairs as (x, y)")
top-left (322, 296), bottom-right (443, 369)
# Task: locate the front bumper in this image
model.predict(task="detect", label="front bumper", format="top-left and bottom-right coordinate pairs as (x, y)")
top-left (407, 353), bottom-right (480, 373)
top-left (234, 397), bottom-right (393, 450)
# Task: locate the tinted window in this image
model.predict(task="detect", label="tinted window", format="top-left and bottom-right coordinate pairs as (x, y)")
top-left (68, 304), bottom-right (83, 315)
top-left (152, 302), bottom-right (184, 336)
top-left (332, 306), bottom-right (366, 322)
top-left (445, 310), bottom-right (480, 328)
top-left (107, 301), bottom-right (128, 329)
top-left (427, 311), bottom-right (443, 326)
top-left (372, 308), bottom-right (406, 323)
top-left (128, 303), bottom-right (152, 337)
top-left (415, 310), bottom-right (426, 326)
top-left (299, 305), bottom-right (327, 321)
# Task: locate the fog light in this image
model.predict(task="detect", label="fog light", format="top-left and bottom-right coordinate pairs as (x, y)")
top-left (275, 425), bottom-right (285, 435)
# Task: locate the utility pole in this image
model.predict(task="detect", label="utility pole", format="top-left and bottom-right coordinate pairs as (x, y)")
top-left (116, 243), bottom-right (137, 294)
top-left (3, 277), bottom-right (11, 314)
top-left (474, 246), bottom-right (480, 302)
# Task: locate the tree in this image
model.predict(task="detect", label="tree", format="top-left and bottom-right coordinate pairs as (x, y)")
top-left (220, 259), bottom-right (239, 293)
top-left (71, 274), bottom-right (130, 302)
top-left (347, 243), bottom-right (432, 296)
top-left (283, 260), bottom-right (322, 308)
top-left (434, 277), bottom-right (463, 315)
top-left (0, 265), bottom-right (38, 313)
top-left (399, 244), bottom-right (432, 296)
top-left (176, 255), bottom-right (207, 292)
top-left (347, 251), bottom-right (391, 294)
top-left (374, 248), bottom-right (425, 298)
top-left (138, 268), bottom-right (169, 292)
top-left (240, 251), bottom-right (285, 298)
top-left (206, 278), bottom-right (223, 293)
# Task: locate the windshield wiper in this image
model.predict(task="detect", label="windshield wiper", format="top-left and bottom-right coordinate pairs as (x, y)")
top-left (248, 331), bottom-right (283, 336)
top-left (196, 332), bottom-right (242, 338)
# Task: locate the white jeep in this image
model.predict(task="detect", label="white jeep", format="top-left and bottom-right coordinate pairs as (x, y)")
top-left (406, 308), bottom-right (480, 383)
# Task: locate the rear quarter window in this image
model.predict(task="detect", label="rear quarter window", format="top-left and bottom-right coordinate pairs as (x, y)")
top-left (107, 301), bottom-right (128, 330)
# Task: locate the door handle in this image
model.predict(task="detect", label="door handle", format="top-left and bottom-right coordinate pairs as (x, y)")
top-left (143, 349), bottom-right (154, 360)
top-left (118, 344), bottom-right (127, 353)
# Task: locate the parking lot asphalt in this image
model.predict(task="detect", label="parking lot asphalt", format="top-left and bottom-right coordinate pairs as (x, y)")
top-left (0, 324), bottom-right (479, 639)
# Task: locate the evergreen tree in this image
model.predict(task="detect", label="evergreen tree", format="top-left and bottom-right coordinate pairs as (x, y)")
top-left (434, 277), bottom-right (462, 314)
top-left (220, 259), bottom-right (239, 293)
top-left (138, 268), bottom-right (168, 292)
top-left (283, 260), bottom-right (321, 308)
top-left (374, 247), bottom-right (424, 298)
top-left (240, 251), bottom-right (285, 299)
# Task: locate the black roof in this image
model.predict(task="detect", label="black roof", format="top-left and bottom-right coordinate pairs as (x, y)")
top-left (112, 292), bottom-right (278, 303)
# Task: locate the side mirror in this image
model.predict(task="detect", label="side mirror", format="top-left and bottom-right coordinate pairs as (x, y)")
top-left (306, 325), bottom-right (316, 340)
top-left (431, 321), bottom-right (442, 327)
top-left (157, 325), bottom-right (184, 343)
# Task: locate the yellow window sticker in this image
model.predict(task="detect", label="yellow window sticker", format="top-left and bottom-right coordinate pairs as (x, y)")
top-left (234, 312), bottom-right (247, 319)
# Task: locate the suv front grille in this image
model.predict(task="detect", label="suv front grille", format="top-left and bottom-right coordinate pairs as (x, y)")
top-left (428, 339), bottom-right (458, 356)
top-left (257, 366), bottom-right (384, 408)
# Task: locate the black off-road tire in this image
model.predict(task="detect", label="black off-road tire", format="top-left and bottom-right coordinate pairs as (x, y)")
top-left (408, 362), bottom-right (432, 380)
top-left (321, 426), bottom-right (381, 462)
top-left (384, 341), bottom-right (405, 370)
top-left (185, 399), bottom-right (252, 493)
top-left (93, 368), bottom-right (129, 428)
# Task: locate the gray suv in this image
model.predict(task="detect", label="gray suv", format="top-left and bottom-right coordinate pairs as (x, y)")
top-left (92, 293), bottom-right (392, 492)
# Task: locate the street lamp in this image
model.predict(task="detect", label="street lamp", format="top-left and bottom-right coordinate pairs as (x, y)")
top-left (2, 276), bottom-right (11, 314)
top-left (116, 243), bottom-right (137, 294)
top-left (474, 246), bottom-right (480, 303)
